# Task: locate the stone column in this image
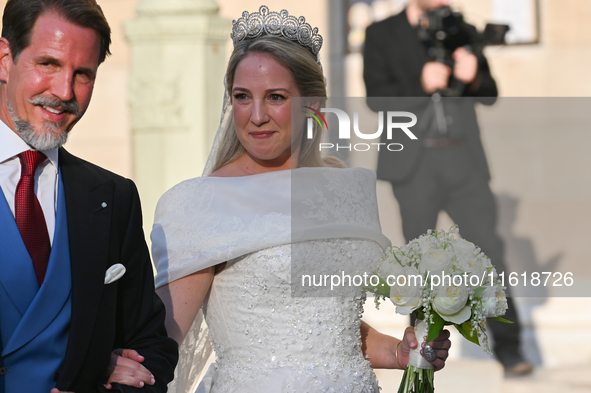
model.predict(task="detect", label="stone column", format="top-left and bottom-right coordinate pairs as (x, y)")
top-left (124, 0), bottom-right (230, 238)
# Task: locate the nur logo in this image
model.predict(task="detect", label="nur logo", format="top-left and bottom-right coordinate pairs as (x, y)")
top-left (303, 106), bottom-right (328, 138)
top-left (303, 106), bottom-right (418, 152)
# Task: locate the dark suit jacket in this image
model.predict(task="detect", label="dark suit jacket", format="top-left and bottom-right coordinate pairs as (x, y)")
top-left (363, 9), bottom-right (497, 183)
top-left (54, 148), bottom-right (177, 392)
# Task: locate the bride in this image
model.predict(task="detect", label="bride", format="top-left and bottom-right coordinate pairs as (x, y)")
top-left (134, 6), bottom-right (450, 393)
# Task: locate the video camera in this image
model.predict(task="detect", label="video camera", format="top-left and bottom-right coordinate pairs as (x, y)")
top-left (418, 6), bottom-right (509, 67)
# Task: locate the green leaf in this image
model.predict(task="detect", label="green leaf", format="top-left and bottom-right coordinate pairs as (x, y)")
top-left (362, 285), bottom-right (390, 297)
top-left (454, 321), bottom-right (480, 345)
top-left (363, 273), bottom-right (391, 297)
top-left (488, 316), bottom-right (513, 323)
top-left (426, 312), bottom-right (445, 342)
top-left (414, 309), bottom-right (425, 321)
top-left (473, 286), bottom-right (486, 297)
top-left (397, 367), bottom-right (409, 393)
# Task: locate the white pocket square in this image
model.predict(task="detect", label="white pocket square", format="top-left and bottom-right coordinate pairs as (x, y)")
top-left (104, 263), bottom-right (126, 284)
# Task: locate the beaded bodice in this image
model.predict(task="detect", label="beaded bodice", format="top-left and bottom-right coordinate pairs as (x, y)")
top-left (202, 239), bottom-right (383, 393)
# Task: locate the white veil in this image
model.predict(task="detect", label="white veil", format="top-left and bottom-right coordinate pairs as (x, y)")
top-left (165, 86), bottom-right (231, 393)
top-left (201, 89), bottom-right (232, 177)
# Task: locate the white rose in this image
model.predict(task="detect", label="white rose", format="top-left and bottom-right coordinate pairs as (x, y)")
top-left (414, 235), bottom-right (435, 254)
top-left (481, 285), bottom-right (508, 317)
top-left (389, 266), bottom-right (423, 315)
top-left (432, 283), bottom-right (471, 324)
top-left (451, 238), bottom-right (476, 260)
top-left (419, 249), bottom-right (453, 275)
top-left (455, 256), bottom-right (486, 285)
top-left (452, 239), bottom-right (494, 285)
top-left (453, 239), bottom-right (494, 267)
top-left (477, 266), bottom-right (497, 287)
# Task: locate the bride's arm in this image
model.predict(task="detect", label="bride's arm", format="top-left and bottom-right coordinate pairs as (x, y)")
top-left (360, 320), bottom-right (450, 371)
top-left (360, 320), bottom-right (406, 369)
top-left (155, 267), bottom-right (215, 346)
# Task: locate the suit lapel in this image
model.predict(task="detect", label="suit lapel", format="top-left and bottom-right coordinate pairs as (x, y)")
top-left (2, 175), bottom-right (72, 356)
top-left (0, 188), bottom-right (38, 317)
top-left (57, 148), bottom-right (115, 383)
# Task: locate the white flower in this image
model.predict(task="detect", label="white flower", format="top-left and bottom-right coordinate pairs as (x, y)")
top-left (432, 282), bottom-right (471, 324)
top-left (480, 255), bottom-right (493, 270)
top-left (488, 267), bottom-right (498, 280)
top-left (451, 239), bottom-right (493, 286)
top-left (379, 252), bottom-right (405, 277)
top-left (389, 266), bottom-right (423, 315)
top-left (413, 234), bottom-right (436, 254)
top-left (455, 256), bottom-right (486, 284)
top-left (481, 284), bottom-right (508, 317)
top-left (384, 250), bottom-right (398, 264)
top-left (419, 248), bottom-right (453, 275)
top-left (451, 238), bottom-right (476, 260)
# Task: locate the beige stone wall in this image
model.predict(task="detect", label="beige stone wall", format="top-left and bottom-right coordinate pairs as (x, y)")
top-left (466, 0), bottom-right (591, 97)
top-left (71, 0), bottom-right (137, 178)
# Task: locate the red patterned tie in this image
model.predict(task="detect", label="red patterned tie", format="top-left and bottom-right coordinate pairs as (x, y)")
top-left (15, 150), bottom-right (51, 286)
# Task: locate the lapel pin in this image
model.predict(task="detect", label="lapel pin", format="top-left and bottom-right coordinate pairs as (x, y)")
top-left (93, 202), bottom-right (108, 213)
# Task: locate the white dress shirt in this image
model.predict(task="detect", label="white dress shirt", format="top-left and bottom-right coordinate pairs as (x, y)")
top-left (0, 121), bottom-right (59, 244)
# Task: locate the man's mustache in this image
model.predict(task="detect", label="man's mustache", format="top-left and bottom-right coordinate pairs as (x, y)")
top-left (29, 96), bottom-right (81, 117)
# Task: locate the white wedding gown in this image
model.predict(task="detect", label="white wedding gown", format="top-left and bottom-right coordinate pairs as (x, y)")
top-left (199, 239), bottom-right (383, 392)
top-left (152, 168), bottom-right (391, 393)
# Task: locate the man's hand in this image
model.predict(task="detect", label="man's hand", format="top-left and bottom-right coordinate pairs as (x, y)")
top-left (421, 61), bottom-right (451, 94)
top-left (104, 348), bottom-right (155, 389)
top-left (452, 47), bottom-right (478, 84)
top-left (398, 327), bottom-right (451, 371)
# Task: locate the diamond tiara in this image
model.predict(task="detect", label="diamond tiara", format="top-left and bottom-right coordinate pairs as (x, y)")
top-left (231, 5), bottom-right (323, 63)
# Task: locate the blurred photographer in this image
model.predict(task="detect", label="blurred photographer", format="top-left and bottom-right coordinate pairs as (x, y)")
top-left (363, 0), bottom-right (533, 377)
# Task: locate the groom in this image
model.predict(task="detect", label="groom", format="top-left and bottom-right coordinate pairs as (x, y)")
top-left (0, 0), bottom-right (177, 392)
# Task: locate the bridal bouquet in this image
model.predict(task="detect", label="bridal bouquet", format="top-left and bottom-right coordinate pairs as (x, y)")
top-left (365, 226), bottom-right (510, 393)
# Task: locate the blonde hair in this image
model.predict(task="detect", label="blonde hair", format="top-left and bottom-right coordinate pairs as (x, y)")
top-left (210, 35), bottom-right (345, 173)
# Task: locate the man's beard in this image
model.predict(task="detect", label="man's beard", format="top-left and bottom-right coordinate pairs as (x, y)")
top-left (8, 96), bottom-right (80, 151)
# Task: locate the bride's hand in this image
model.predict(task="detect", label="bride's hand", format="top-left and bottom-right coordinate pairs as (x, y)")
top-left (398, 327), bottom-right (451, 371)
top-left (103, 348), bottom-right (155, 389)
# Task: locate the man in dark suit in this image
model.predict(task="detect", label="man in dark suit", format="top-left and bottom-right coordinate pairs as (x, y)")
top-left (363, 0), bottom-right (532, 377)
top-left (0, 0), bottom-right (178, 391)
